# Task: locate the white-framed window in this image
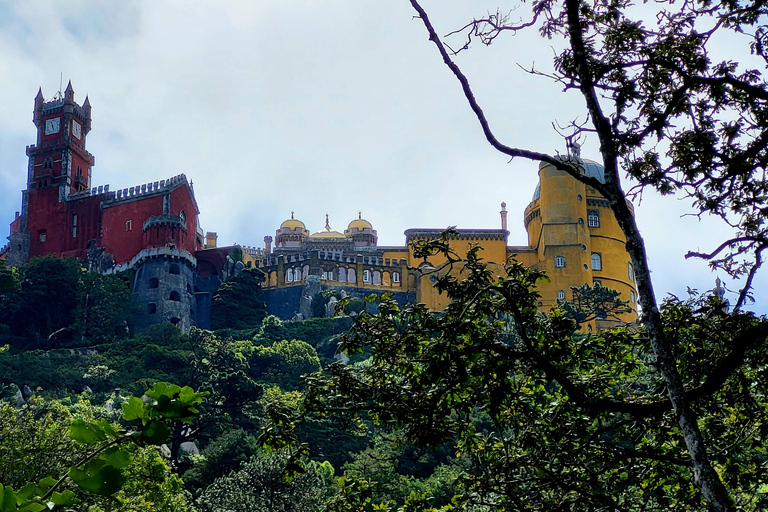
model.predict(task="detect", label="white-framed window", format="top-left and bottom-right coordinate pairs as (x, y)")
top-left (630, 290), bottom-right (636, 303)
top-left (126, 220), bottom-right (132, 231)
top-left (588, 209), bottom-right (600, 228)
top-left (363, 270), bottom-right (371, 283)
top-left (392, 271), bottom-right (400, 283)
top-left (286, 268), bottom-right (294, 283)
top-left (555, 255), bottom-right (566, 268)
top-left (591, 252), bottom-right (602, 271)
top-left (628, 263), bottom-right (635, 282)
top-left (557, 289), bottom-right (566, 300)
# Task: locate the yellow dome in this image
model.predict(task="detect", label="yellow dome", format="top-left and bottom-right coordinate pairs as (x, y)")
top-left (348, 217), bottom-right (372, 231)
top-left (280, 212), bottom-right (306, 230)
top-left (310, 229), bottom-right (346, 239)
top-left (310, 214), bottom-right (346, 238)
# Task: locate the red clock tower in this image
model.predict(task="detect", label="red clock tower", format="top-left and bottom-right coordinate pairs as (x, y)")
top-left (6, 82), bottom-right (98, 265)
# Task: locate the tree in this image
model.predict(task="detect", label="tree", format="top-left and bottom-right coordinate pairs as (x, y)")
top-left (196, 449), bottom-right (333, 512)
top-left (251, 338), bottom-right (321, 391)
top-left (403, 1), bottom-right (768, 509)
top-left (269, 239), bottom-right (768, 511)
top-left (210, 268), bottom-right (268, 330)
top-left (0, 383), bottom-right (205, 511)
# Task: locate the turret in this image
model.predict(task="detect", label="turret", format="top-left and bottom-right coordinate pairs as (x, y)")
top-left (264, 235), bottom-right (273, 254)
top-left (33, 88), bottom-right (44, 127)
top-left (500, 202), bottom-right (508, 232)
top-left (83, 95), bottom-right (92, 135)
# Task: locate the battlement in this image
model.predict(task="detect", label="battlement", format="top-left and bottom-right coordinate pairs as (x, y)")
top-left (26, 136), bottom-right (95, 163)
top-left (143, 214), bottom-right (187, 233)
top-left (241, 245), bottom-right (268, 257)
top-left (67, 184), bottom-right (111, 201)
top-left (104, 245), bottom-right (197, 275)
top-left (102, 174), bottom-right (189, 205)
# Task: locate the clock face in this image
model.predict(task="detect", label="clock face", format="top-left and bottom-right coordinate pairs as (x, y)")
top-left (44, 117), bottom-right (60, 135)
top-left (72, 120), bottom-right (82, 139)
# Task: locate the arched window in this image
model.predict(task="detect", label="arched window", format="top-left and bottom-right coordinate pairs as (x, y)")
top-left (555, 255), bottom-right (566, 268)
top-left (587, 209), bottom-right (600, 228)
top-left (170, 317), bottom-right (181, 326)
top-left (147, 303), bottom-right (157, 314)
top-left (149, 277), bottom-right (159, 289)
top-left (392, 271), bottom-right (400, 283)
top-left (373, 271), bottom-right (381, 285)
top-left (286, 268), bottom-right (294, 283)
top-left (557, 290), bottom-right (566, 300)
top-left (338, 267), bottom-right (347, 282)
top-left (628, 263), bottom-right (635, 282)
top-left (630, 290), bottom-right (636, 303)
top-left (179, 210), bottom-right (186, 225)
top-left (591, 253), bottom-right (602, 271)
top-left (169, 263), bottom-right (180, 275)
top-left (42, 158), bottom-right (53, 173)
top-left (348, 268), bottom-right (356, 283)
top-left (363, 270), bottom-right (371, 283)
top-left (169, 291), bottom-right (181, 302)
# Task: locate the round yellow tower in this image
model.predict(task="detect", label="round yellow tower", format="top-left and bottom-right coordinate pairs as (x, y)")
top-left (524, 154), bottom-right (638, 325)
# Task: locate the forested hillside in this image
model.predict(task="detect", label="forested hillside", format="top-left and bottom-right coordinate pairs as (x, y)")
top-left (0, 257), bottom-right (459, 511)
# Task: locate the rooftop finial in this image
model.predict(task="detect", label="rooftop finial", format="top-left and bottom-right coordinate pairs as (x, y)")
top-left (568, 141), bottom-right (581, 159)
top-left (358, 211), bottom-right (362, 219)
top-left (291, 211), bottom-right (294, 219)
top-left (325, 214), bottom-right (331, 231)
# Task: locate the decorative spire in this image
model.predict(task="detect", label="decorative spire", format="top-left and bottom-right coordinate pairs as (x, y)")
top-left (291, 211), bottom-right (294, 219)
top-left (359, 211), bottom-right (362, 219)
top-left (35, 87), bottom-right (44, 100)
top-left (325, 214), bottom-right (331, 231)
top-left (64, 80), bottom-right (74, 98)
top-left (83, 95), bottom-right (91, 107)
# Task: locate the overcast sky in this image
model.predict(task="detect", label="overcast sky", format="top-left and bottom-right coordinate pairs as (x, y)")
top-left (0, 0), bottom-right (765, 313)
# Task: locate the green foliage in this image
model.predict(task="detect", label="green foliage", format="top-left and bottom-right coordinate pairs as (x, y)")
top-left (0, 257), bottom-right (135, 349)
top-left (0, 390), bottom-right (201, 511)
top-left (210, 268), bottom-right (267, 330)
top-left (181, 428), bottom-right (261, 490)
top-left (0, 256), bottom-right (82, 348)
top-left (267, 240), bottom-right (768, 510)
top-left (197, 449), bottom-right (333, 512)
top-left (251, 338), bottom-right (321, 391)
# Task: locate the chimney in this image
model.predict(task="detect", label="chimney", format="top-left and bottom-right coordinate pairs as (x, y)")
top-left (205, 231), bottom-right (218, 249)
top-left (500, 202), bottom-right (508, 232)
top-left (263, 235), bottom-right (273, 254)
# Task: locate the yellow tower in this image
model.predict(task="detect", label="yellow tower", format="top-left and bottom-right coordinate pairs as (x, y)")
top-left (524, 153), bottom-right (638, 325)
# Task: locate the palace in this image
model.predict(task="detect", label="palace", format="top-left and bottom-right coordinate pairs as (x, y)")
top-left (3, 85), bottom-right (639, 331)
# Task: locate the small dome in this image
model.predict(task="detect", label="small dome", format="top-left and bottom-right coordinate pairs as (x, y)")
top-left (532, 156), bottom-right (605, 201)
top-left (348, 212), bottom-right (373, 231)
top-left (309, 229), bottom-right (346, 239)
top-left (581, 158), bottom-right (605, 183)
top-left (309, 214), bottom-right (346, 239)
top-left (280, 212), bottom-right (305, 230)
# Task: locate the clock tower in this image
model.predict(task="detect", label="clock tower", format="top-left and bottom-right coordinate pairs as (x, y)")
top-left (6, 82), bottom-right (97, 265)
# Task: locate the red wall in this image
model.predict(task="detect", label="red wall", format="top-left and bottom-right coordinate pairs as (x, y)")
top-left (101, 194), bottom-right (163, 264)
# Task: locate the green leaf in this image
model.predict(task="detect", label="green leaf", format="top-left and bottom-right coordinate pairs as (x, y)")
top-left (0, 486), bottom-right (16, 512)
top-left (69, 419), bottom-right (108, 445)
top-left (48, 490), bottom-right (78, 508)
top-left (17, 503), bottom-right (45, 512)
top-left (102, 447), bottom-right (132, 470)
top-left (69, 462), bottom-right (126, 497)
top-left (140, 420), bottom-right (170, 445)
top-left (122, 396), bottom-right (146, 422)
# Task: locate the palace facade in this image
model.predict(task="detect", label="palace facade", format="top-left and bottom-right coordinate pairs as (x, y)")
top-left (3, 85), bottom-right (638, 331)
